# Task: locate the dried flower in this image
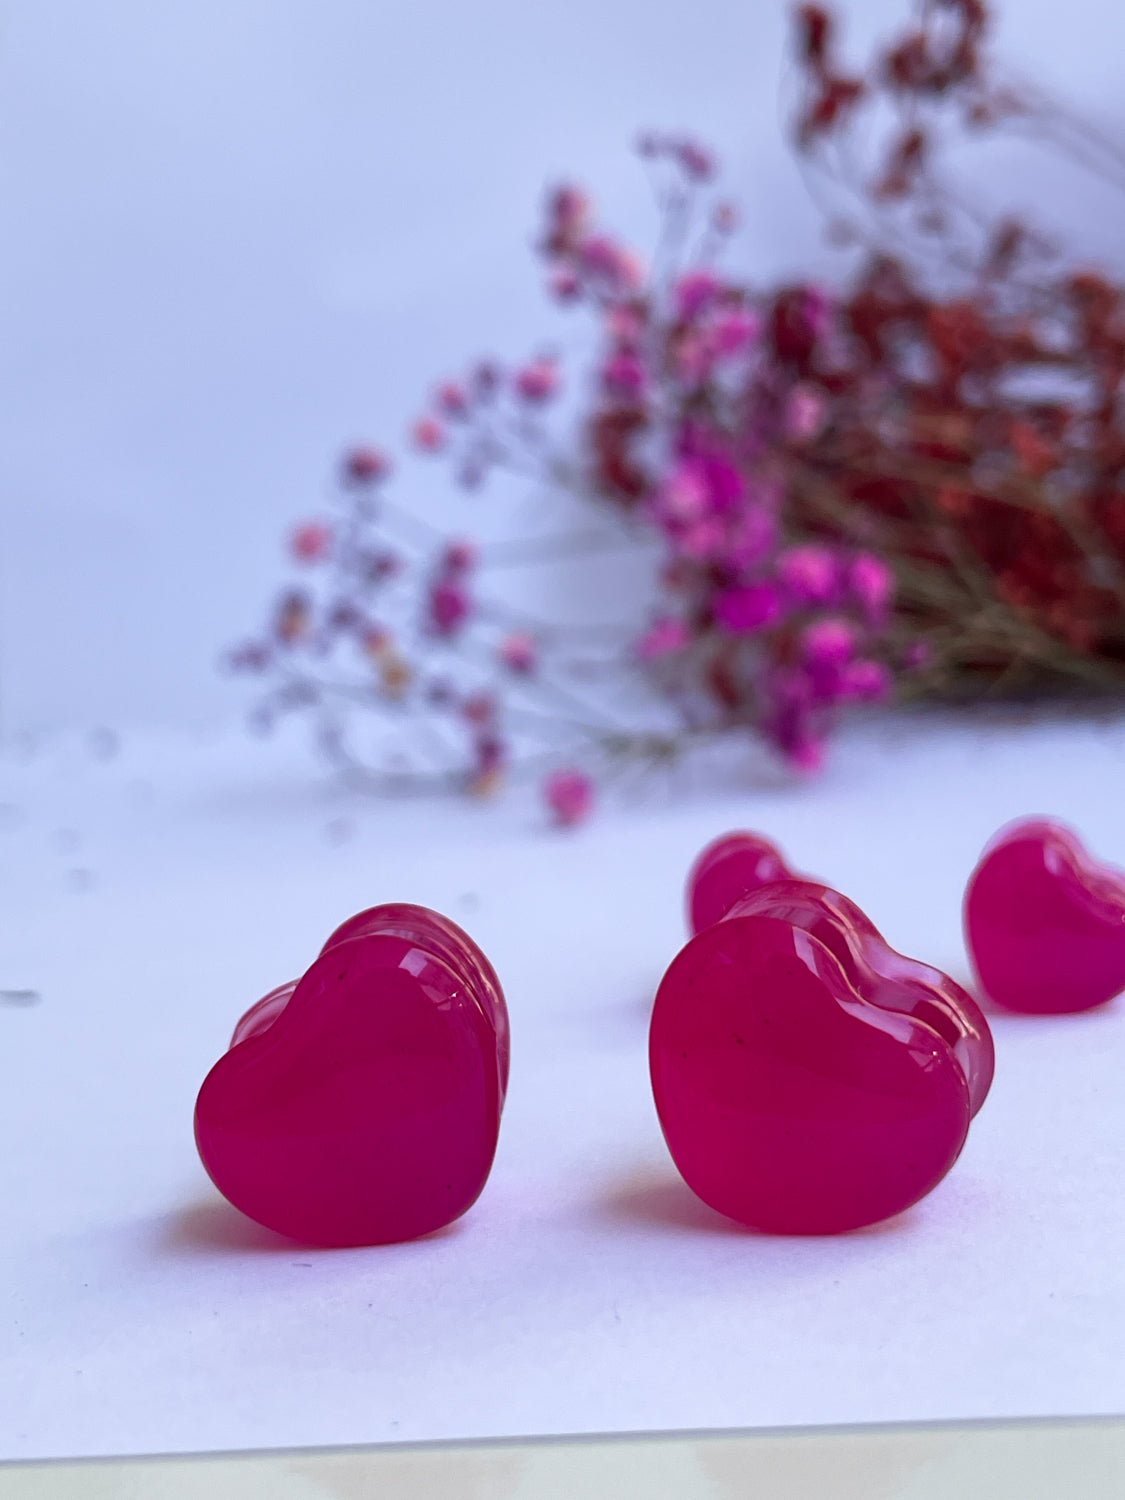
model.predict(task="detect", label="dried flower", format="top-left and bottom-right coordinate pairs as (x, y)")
top-left (436, 381), bottom-right (470, 417)
top-left (275, 590), bottom-right (310, 645)
top-left (379, 650), bottom-right (412, 699)
top-left (428, 578), bottom-right (471, 636)
top-left (637, 617), bottom-right (690, 659)
top-left (675, 269), bottom-right (722, 321)
top-left (580, 236), bottom-right (645, 293)
top-left (514, 359), bottom-right (560, 403)
top-left (778, 545), bottom-right (838, 605)
top-left (543, 768), bottom-right (595, 827)
top-left (412, 416), bottom-right (446, 452)
top-left (784, 385), bottom-right (826, 442)
top-left (550, 268), bottom-right (582, 301)
top-left (840, 658), bottom-right (892, 701)
top-left (848, 554), bottom-right (894, 626)
top-left (601, 351), bottom-right (648, 399)
top-left (462, 690), bottom-right (496, 726)
top-left (714, 583), bottom-right (782, 635)
top-left (441, 540), bottom-right (478, 574)
top-left (236, 0), bottom-right (1125, 816)
top-left (289, 522), bottom-right (333, 564)
top-left (343, 446), bottom-right (391, 485)
top-left (499, 632), bottom-right (537, 673)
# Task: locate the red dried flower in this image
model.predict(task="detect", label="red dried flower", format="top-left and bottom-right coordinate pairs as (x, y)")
top-left (343, 446), bottom-right (391, 485)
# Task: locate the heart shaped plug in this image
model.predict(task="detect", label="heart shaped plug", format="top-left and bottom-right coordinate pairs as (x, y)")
top-left (194, 904), bottom-right (508, 1246)
top-left (687, 831), bottom-right (808, 934)
top-left (650, 880), bottom-right (993, 1233)
top-left (964, 818), bottom-right (1125, 1014)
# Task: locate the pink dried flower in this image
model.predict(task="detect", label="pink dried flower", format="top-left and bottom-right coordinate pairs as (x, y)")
top-left (839, 658), bottom-right (892, 701)
top-left (428, 578), bottom-right (471, 636)
top-left (903, 641), bottom-right (932, 670)
top-left (462, 690), bottom-right (496, 726)
top-left (441, 539), bottom-right (477, 574)
top-left (499, 631), bottom-right (537, 673)
top-left (849, 553), bottom-right (895, 626)
top-left (676, 518), bottom-right (725, 560)
top-left (412, 416), bottom-right (446, 452)
top-left (436, 380), bottom-right (469, 417)
top-left (714, 583), bottom-right (782, 634)
top-left (700, 452), bottom-right (744, 513)
top-left (550, 268), bottom-right (582, 302)
top-left (657, 460), bottom-right (710, 524)
top-left (784, 384), bottom-right (826, 442)
top-left (676, 138), bottom-right (716, 181)
top-left (545, 185), bottom-right (591, 252)
top-left (784, 731), bottom-right (826, 774)
top-left (711, 307), bottom-right (760, 357)
top-left (675, 331), bottom-right (717, 384)
top-left (637, 616), bottom-right (690, 659)
top-left (343, 446), bottom-right (391, 485)
top-left (514, 358), bottom-right (560, 403)
top-left (778, 544), bottom-right (838, 605)
top-left (724, 506), bottom-right (778, 569)
top-left (605, 303), bottom-right (647, 345)
top-left (289, 521), bottom-right (333, 564)
top-left (581, 236), bottom-right (645, 292)
top-left (764, 668), bottom-right (826, 774)
top-left (801, 617), bottom-right (857, 701)
top-left (801, 616), bottom-right (856, 669)
top-left (543, 768), bottom-right (595, 827)
top-left (602, 351), bottom-right (648, 399)
top-left (474, 732), bottom-right (506, 773)
top-left (675, 269), bottom-right (722, 321)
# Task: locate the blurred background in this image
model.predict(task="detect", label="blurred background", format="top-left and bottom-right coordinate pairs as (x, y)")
top-left (0, 0), bottom-right (1121, 736)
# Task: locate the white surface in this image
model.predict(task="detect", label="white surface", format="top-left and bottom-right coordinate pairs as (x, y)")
top-left (3, 0), bottom-right (1125, 733)
top-left (2, 712), bottom-right (1125, 1461)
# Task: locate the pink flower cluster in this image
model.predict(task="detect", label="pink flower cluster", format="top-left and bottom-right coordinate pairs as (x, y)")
top-left (531, 145), bottom-right (905, 775)
top-left (233, 121), bottom-right (916, 821)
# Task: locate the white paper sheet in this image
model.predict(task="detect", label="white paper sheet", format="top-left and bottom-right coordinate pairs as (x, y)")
top-left (2, 712), bottom-right (1123, 1460)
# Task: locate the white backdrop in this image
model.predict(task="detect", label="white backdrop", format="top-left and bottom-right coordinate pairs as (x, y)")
top-left (1, 0), bottom-right (1123, 734)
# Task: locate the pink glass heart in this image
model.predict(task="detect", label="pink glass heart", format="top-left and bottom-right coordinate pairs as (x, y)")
top-left (687, 831), bottom-right (806, 934)
top-left (650, 880), bottom-right (992, 1233)
top-left (964, 817), bottom-right (1125, 1014)
top-left (194, 904), bottom-right (508, 1246)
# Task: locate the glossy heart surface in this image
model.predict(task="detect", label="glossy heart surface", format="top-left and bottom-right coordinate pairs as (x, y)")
top-left (964, 818), bottom-right (1125, 1014)
top-left (650, 882), bottom-right (985, 1233)
top-left (195, 904), bottom-right (508, 1246)
top-left (687, 831), bottom-right (804, 934)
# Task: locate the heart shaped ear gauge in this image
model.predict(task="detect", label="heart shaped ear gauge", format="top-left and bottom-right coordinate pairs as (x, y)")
top-left (964, 818), bottom-right (1125, 1014)
top-left (194, 904), bottom-right (508, 1247)
top-left (686, 831), bottom-right (809, 934)
top-left (655, 862), bottom-right (994, 1234)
